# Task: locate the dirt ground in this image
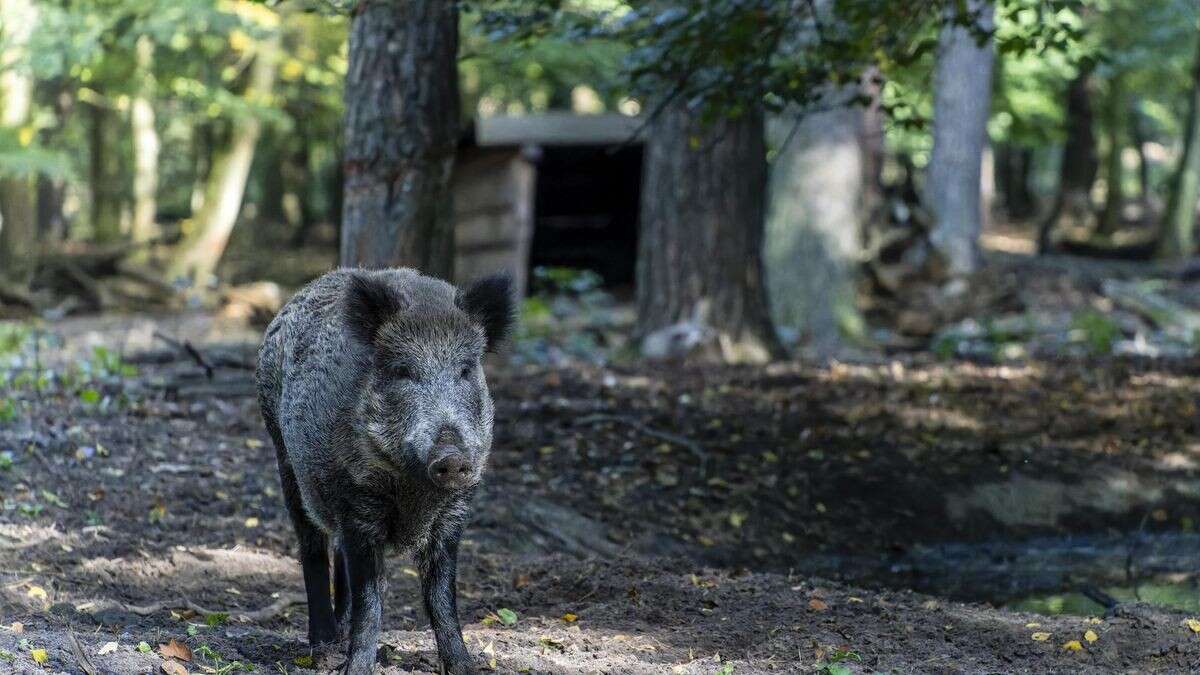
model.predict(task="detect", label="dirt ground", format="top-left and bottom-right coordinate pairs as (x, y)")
top-left (5, 306), bottom-right (1200, 672)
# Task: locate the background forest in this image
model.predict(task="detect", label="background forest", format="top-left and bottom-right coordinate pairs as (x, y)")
top-left (7, 1), bottom-right (1200, 674)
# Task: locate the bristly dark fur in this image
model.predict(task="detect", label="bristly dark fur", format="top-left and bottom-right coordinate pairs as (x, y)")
top-left (456, 273), bottom-right (516, 351)
top-left (344, 272), bottom-right (405, 344)
top-left (257, 267), bottom-right (497, 675)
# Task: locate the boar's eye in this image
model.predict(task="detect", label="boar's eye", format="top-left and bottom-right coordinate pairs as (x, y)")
top-left (459, 362), bottom-right (474, 380)
top-left (388, 364), bottom-right (414, 381)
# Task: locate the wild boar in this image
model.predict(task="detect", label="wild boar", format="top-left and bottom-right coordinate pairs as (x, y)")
top-left (255, 268), bottom-right (514, 674)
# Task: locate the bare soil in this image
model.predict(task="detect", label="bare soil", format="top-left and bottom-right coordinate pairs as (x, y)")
top-left (4, 312), bottom-right (1200, 673)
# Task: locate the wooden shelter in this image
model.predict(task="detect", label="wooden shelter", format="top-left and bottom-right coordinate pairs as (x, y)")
top-left (451, 112), bottom-right (645, 296)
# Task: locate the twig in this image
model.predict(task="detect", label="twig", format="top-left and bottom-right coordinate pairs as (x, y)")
top-left (67, 630), bottom-right (98, 675)
top-left (81, 592), bottom-right (306, 623)
top-left (575, 413), bottom-right (707, 471)
top-left (1080, 585), bottom-right (1119, 610)
top-left (153, 331), bottom-right (214, 380)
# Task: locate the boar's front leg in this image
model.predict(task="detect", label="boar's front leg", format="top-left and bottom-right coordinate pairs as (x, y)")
top-left (342, 537), bottom-right (385, 675)
top-left (417, 517), bottom-right (474, 675)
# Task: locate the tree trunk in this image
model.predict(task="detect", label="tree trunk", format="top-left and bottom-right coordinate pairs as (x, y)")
top-left (925, 0), bottom-right (996, 276)
top-left (130, 35), bottom-right (160, 246)
top-left (1099, 76), bottom-right (1126, 234)
top-left (765, 99), bottom-right (868, 350)
top-left (88, 101), bottom-right (126, 242)
top-left (1160, 36), bottom-right (1200, 259)
top-left (168, 32), bottom-right (280, 284)
top-left (1038, 68), bottom-right (1098, 252)
top-left (0, 0), bottom-right (38, 285)
top-left (997, 144), bottom-right (1037, 220)
top-left (636, 102), bottom-right (783, 363)
top-left (1130, 102), bottom-right (1151, 208)
top-left (340, 0), bottom-right (459, 277)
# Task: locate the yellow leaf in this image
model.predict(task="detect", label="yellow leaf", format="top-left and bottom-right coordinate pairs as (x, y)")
top-left (728, 511), bottom-right (747, 528)
top-left (228, 29), bottom-right (251, 52)
top-left (244, 517), bottom-right (259, 528)
top-left (1084, 629), bottom-right (1098, 643)
top-left (1024, 622), bottom-right (1040, 628)
top-left (1187, 618), bottom-right (1200, 633)
top-left (561, 613), bottom-right (577, 622)
top-left (1063, 640), bottom-right (1083, 652)
top-left (1031, 632), bottom-right (1051, 641)
top-left (245, 438), bottom-right (263, 449)
top-left (31, 648), bottom-right (47, 664)
top-left (97, 642), bottom-right (119, 656)
top-left (17, 126), bottom-right (35, 147)
top-left (293, 655), bottom-right (313, 667)
top-left (27, 585), bottom-right (47, 601)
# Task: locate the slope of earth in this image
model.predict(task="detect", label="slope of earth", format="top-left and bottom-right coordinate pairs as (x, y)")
top-left (2, 312), bottom-right (1200, 672)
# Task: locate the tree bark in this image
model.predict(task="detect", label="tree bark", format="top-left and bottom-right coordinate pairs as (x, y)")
top-left (765, 98), bottom-right (868, 350)
top-left (925, 0), bottom-right (995, 276)
top-left (130, 35), bottom-right (160, 246)
top-left (1160, 36), bottom-right (1200, 259)
top-left (636, 101), bottom-right (783, 363)
top-left (340, 0), bottom-right (459, 278)
top-left (0, 0), bottom-right (38, 285)
top-left (168, 32), bottom-right (280, 284)
top-left (1038, 68), bottom-right (1098, 252)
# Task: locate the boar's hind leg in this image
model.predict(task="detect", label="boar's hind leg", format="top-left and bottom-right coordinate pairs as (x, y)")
top-left (417, 518), bottom-right (473, 675)
top-left (342, 537), bottom-right (385, 675)
top-left (274, 450), bottom-right (337, 647)
top-left (334, 544), bottom-right (351, 640)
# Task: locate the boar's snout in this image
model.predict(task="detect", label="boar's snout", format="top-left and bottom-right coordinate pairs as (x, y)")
top-left (426, 426), bottom-right (480, 490)
top-left (428, 452), bottom-right (475, 490)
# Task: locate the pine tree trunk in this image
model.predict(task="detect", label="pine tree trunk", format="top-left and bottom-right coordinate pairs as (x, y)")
top-left (1038, 69), bottom-right (1099, 252)
top-left (1160, 36), bottom-right (1200, 259)
top-left (0, 0), bottom-right (38, 285)
top-left (168, 32), bottom-right (280, 284)
top-left (925, 0), bottom-right (995, 276)
top-left (130, 35), bottom-right (160, 246)
top-left (765, 99), bottom-right (867, 350)
top-left (340, 0), bottom-right (459, 278)
top-left (636, 102), bottom-right (783, 363)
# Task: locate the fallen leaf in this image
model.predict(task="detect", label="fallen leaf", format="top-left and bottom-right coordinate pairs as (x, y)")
top-left (26, 586), bottom-right (47, 601)
top-left (561, 613), bottom-right (578, 622)
top-left (538, 637), bottom-right (565, 652)
top-left (512, 574), bottom-right (530, 590)
top-left (1024, 622), bottom-right (1041, 628)
top-left (243, 517), bottom-right (259, 528)
top-left (728, 511), bottom-right (747, 528)
top-left (30, 648), bottom-right (47, 664)
top-left (97, 642), bottom-right (118, 656)
top-left (496, 608), bottom-right (518, 626)
top-left (1188, 619), bottom-right (1200, 633)
top-left (1084, 630), bottom-right (1098, 643)
top-left (293, 655), bottom-right (314, 667)
top-left (161, 661), bottom-right (188, 675)
top-left (1086, 617), bottom-right (1103, 624)
top-left (1063, 640), bottom-right (1083, 652)
top-left (482, 640), bottom-right (496, 670)
top-left (1031, 632), bottom-right (1051, 641)
top-left (808, 598), bottom-right (829, 612)
top-left (158, 640), bottom-right (191, 662)
top-left (136, 642), bottom-right (152, 653)
top-left (10, 622), bottom-right (22, 633)
top-left (245, 438), bottom-right (263, 449)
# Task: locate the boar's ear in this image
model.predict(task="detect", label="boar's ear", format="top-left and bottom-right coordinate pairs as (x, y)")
top-left (457, 273), bottom-right (516, 351)
top-left (344, 273), bottom-right (403, 344)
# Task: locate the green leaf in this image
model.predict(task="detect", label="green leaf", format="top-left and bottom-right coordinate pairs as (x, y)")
top-left (496, 607), bottom-right (518, 625)
top-left (136, 641), bottom-right (152, 653)
top-left (79, 388), bottom-right (100, 405)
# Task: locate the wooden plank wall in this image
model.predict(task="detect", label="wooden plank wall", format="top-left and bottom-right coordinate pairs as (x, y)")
top-left (451, 147), bottom-right (536, 297)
